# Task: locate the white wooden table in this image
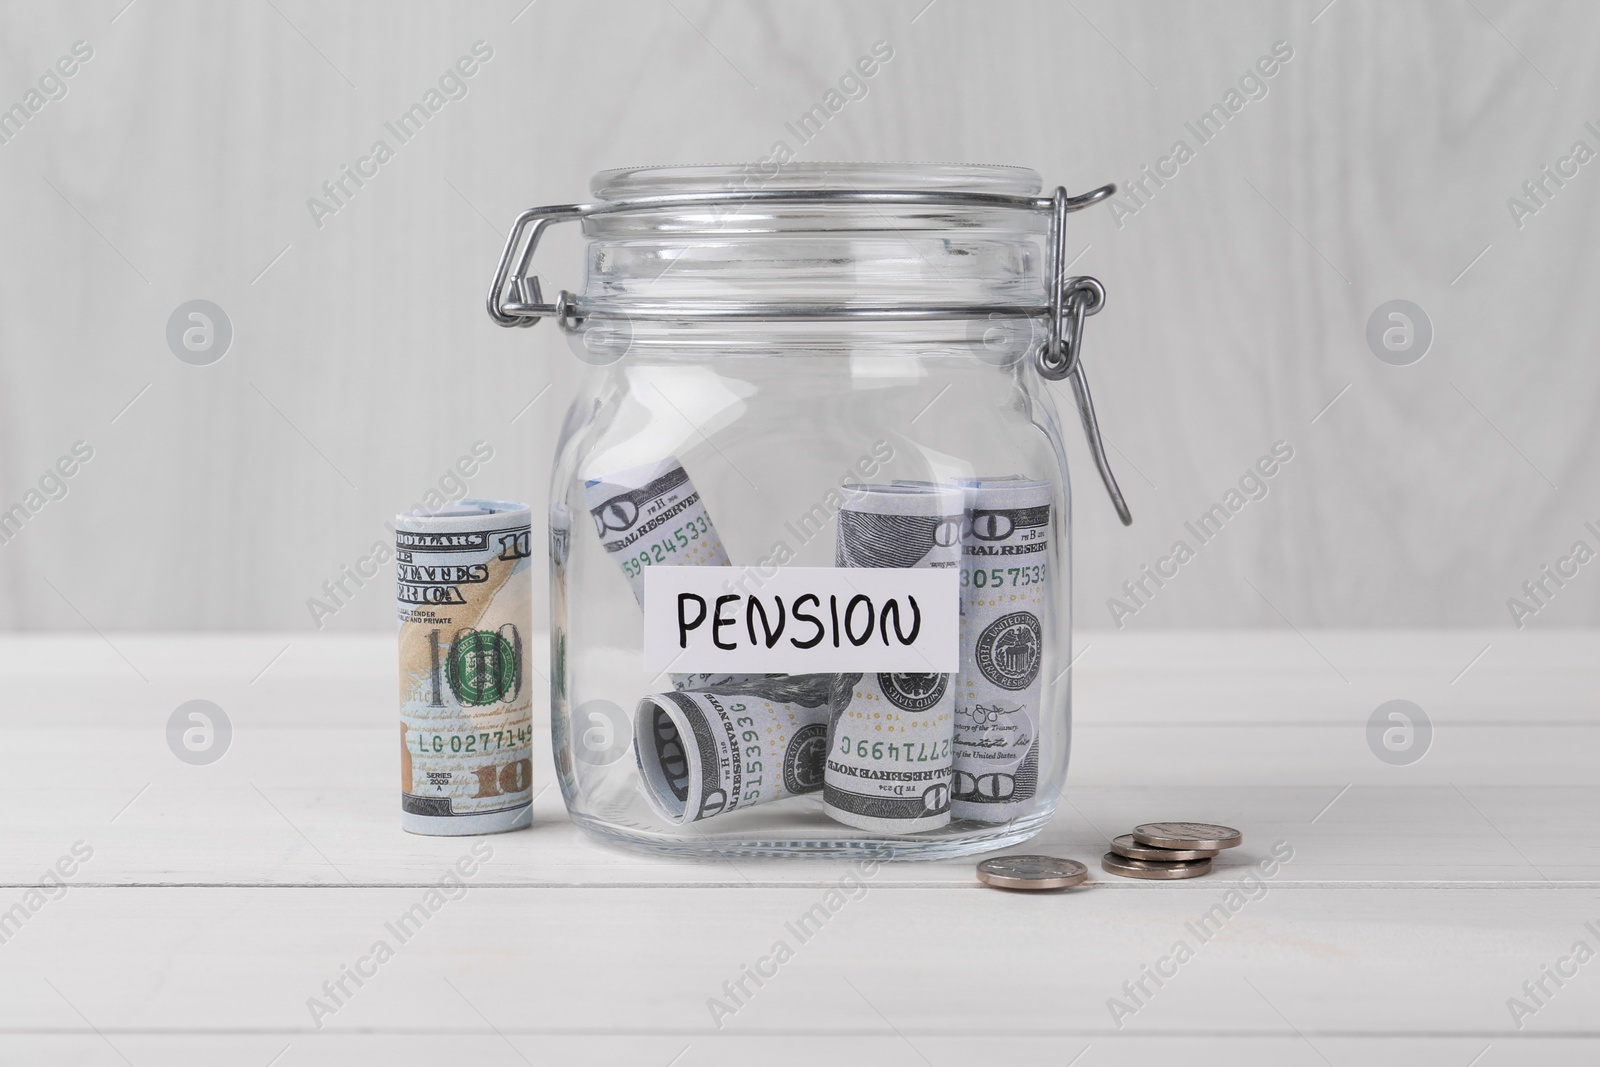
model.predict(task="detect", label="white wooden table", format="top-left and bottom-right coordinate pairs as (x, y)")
top-left (2, 630), bottom-right (1595, 1066)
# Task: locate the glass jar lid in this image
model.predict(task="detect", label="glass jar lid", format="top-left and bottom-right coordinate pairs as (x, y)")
top-left (486, 162), bottom-right (1112, 326)
top-left (581, 164), bottom-right (1055, 326)
top-left (484, 163), bottom-right (1132, 525)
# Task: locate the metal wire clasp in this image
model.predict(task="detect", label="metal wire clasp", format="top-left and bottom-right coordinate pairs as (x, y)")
top-left (1038, 276), bottom-right (1104, 381)
top-left (1036, 185), bottom-right (1130, 525)
top-left (484, 182), bottom-right (1133, 524)
top-left (1039, 272), bottom-right (1131, 525)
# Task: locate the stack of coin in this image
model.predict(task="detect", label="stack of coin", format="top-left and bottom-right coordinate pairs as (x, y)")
top-left (1100, 822), bottom-right (1241, 879)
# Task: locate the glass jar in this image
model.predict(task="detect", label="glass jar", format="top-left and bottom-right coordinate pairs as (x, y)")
top-left (488, 163), bottom-right (1130, 859)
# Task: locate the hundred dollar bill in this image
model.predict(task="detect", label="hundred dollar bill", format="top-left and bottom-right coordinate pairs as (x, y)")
top-left (635, 686), bottom-right (831, 824)
top-left (950, 478), bottom-right (1052, 822)
top-left (583, 455), bottom-right (730, 604)
top-left (825, 483), bottom-right (963, 834)
top-left (397, 500), bottom-right (534, 835)
top-left (583, 455), bottom-right (805, 693)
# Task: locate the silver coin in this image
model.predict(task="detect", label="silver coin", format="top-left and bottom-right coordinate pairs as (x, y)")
top-left (1110, 833), bottom-right (1220, 862)
top-left (976, 854), bottom-right (1089, 890)
top-left (1131, 822), bottom-right (1242, 851)
top-left (1101, 852), bottom-right (1213, 880)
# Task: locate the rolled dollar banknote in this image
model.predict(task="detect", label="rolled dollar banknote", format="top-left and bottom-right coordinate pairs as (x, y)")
top-left (825, 483), bottom-right (963, 834)
top-left (396, 500), bottom-right (534, 835)
top-left (583, 455), bottom-right (805, 693)
top-left (635, 687), bottom-right (830, 824)
top-left (583, 455), bottom-right (730, 604)
top-left (673, 673), bottom-right (769, 692)
top-left (950, 478), bottom-right (1052, 822)
top-left (672, 671), bottom-right (843, 699)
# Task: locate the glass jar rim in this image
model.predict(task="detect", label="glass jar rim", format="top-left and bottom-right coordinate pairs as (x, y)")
top-left (590, 162), bottom-right (1044, 200)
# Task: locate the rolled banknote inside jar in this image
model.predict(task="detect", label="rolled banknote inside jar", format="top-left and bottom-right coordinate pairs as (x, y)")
top-left (583, 455), bottom-right (730, 604)
top-left (634, 680), bottom-right (833, 824)
top-left (825, 483), bottom-right (963, 834)
top-left (582, 455), bottom-right (828, 696)
top-left (396, 500), bottom-right (534, 835)
top-left (950, 478), bottom-right (1052, 822)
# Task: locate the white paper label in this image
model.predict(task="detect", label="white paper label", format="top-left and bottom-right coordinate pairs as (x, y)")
top-left (643, 566), bottom-right (960, 675)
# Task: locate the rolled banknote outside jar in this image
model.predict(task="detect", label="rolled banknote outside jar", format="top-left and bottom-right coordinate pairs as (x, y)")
top-left (950, 478), bottom-right (1052, 822)
top-left (635, 682), bottom-right (833, 824)
top-left (583, 455), bottom-right (730, 604)
top-left (826, 483), bottom-right (963, 834)
top-left (396, 500), bottom-right (534, 835)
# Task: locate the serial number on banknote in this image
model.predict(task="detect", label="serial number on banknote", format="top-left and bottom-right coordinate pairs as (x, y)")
top-left (960, 563), bottom-right (1048, 589)
top-left (836, 736), bottom-right (952, 763)
top-left (619, 516), bottom-right (714, 579)
top-left (411, 726), bottom-right (534, 755)
top-left (730, 709), bottom-right (768, 805)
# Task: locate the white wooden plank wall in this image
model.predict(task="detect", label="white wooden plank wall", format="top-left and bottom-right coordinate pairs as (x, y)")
top-left (0, 1), bottom-right (1596, 631)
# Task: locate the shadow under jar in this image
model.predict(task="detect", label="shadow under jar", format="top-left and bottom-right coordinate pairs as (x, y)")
top-left (488, 162), bottom-right (1131, 859)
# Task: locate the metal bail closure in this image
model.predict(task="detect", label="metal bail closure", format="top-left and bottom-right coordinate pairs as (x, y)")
top-left (1037, 186), bottom-right (1133, 526)
top-left (485, 181), bottom-right (1133, 524)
